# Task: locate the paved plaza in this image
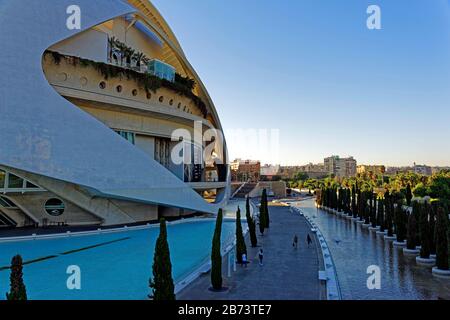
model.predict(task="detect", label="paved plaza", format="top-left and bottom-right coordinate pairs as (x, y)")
top-left (178, 204), bottom-right (325, 300)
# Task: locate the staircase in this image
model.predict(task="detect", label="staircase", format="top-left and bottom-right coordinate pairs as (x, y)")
top-left (233, 182), bottom-right (257, 198)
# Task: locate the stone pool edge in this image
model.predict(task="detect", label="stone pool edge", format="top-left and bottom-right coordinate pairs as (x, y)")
top-left (290, 204), bottom-right (342, 300)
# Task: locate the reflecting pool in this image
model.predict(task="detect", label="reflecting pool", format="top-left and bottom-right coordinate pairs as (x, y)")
top-left (295, 199), bottom-right (450, 300)
top-left (0, 220), bottom-right (237, 300)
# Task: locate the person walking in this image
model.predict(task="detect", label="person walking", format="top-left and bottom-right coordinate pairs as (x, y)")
top-left (292, 234), bottom-right (298, 249)
top-left (242, 253), bottom-right (248, 268)
top-left (258, 249), bottom-right (264, 266)
top-left (307, 234), bottom-right (312, 248)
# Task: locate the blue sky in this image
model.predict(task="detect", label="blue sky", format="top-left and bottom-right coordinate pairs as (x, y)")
top-left (152, 0), bottom-right (450, 166)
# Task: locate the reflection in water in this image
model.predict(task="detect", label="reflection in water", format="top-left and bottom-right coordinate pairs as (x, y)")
top-left (295, 199), bottom-right (450, 300)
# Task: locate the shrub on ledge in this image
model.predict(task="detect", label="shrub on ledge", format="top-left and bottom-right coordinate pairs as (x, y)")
top-left (44, 50), bottom-right (208, 118)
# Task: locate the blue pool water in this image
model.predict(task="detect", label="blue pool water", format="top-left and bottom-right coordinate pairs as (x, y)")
top-left (0, 220), bottom-right (237, 300)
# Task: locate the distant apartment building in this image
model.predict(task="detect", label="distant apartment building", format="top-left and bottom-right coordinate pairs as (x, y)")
top-left (357, 165), bottom-right (386, 176)
top-left (231, 159), bottom-right (261, 182)
top-left (413, 163), bottom-right (432, 176)
top-left (278, 166), bottom-right (302, 180)
top-left (260, 164), bottom-right (281, 181)
top-left (324, 156), bottom-right (357, 177)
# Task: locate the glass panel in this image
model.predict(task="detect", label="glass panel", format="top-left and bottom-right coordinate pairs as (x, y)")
top-left (0, 170), bottom-right (5, 189)
top-left (26, 181), bottom-right (39, 189)
top-left (8, 174), bottom-right (24, 189)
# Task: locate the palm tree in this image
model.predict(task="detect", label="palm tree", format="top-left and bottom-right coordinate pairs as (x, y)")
top-left (133, 51), bottom-right (147, 70)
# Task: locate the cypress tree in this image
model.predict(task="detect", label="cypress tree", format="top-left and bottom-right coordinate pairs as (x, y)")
top-left (370, 195), bottom-right (377, 227)
top-left (412, 201), bottom-right (422, 247)
top-left (245, 197), bottom-right (258, 247)
top-left (358, 191), bottom-right (364, 221)
top-left (406, 211), bottom-right (417, 250)
top-left (6, 255), bottom-right (27, 301)
top-left (405, 184), bottom-right (412, 206)
top-left (435, 207), bottom-right (449, 270)
top-left (259, 203), bottom-right (266, 235)
top-left (235, 207), bottom-right (247, 264)
top-left (262, 189), bottom-right (270, 228)
top-left (211, 209), bottom-right (223, 290)
top-left (386, 198), bottom-right (394, 237)
top-left (419, 202), bottom-right (431, 258)
top-left (395, 203), bottom-right (407, 242)
top-left (429, 202), bottom-right (438, 255)
top-left (364, 205), bottom-right (370, 224)
top-left (149, 219), bottom-right (175, 300)
top-left (351, 185), bottom-right (357, 218)
top-left (378, 198), bottom-right (385, 231)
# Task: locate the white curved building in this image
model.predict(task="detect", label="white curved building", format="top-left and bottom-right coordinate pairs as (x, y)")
top-left (0, 0), bottom-right (230, 228)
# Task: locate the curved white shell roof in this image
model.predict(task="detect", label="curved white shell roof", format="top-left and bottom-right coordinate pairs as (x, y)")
top-left (0, 0), bottom-right (227, 214)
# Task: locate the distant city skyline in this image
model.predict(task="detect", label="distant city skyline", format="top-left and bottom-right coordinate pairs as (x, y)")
top-left (153, 0), bottom-right (450, 167)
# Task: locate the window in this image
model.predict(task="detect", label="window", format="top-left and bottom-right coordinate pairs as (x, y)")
top-left (8, 174), bottom-right (23, 189)
top-left (155, 138), bottom-right (171, 169)
top-left (0, 170), bottom-right (5, 189)
top-left (45, 198), bottom-right (65, 216)
top-left (26, 181), bottom-right (39, 189)
top-left (116, 130), bottom-right (135, 145)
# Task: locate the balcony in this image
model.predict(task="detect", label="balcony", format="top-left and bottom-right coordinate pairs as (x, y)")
top-left (43, 50), bottom-right (208, 119)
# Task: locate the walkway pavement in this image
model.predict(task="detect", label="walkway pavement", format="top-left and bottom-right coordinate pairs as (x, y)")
top-left (178, 204), bottom-right (325, 300)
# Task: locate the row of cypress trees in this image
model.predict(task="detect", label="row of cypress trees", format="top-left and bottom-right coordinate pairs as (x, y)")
top-left (211, 193), bottom-right (265, 290)
top-left (318, 186), bottom-right (449, 271)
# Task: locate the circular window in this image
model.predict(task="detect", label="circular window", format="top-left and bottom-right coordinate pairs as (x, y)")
top-left (159, 96), bottom-right (164, 103)
top-left (132, 89), bottom-right (138, 96)
top-left (116, 85), bottom-right (123, 93)
top-left (146, 92), bottom-right (152, 100)
top-left (80, 77), bottom-right (88, 86)
top-left (99, 81), bottom-right (106, 89)
top-left (57, 72), bottom-right (68, 82)
top-left (45, 198), bottom-right (65, 216)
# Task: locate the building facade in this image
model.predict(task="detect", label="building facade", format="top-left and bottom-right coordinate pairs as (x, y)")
top-left (0, 0), bottom-right (230, 229)
top-left (260, 164), bottom-right (281, 181)
top-left (357, 165), bottom-right (386, 176)
top-left (413, 163), bottom-right (432, 176)
top-left (324, 156), bottom-right (357, 178)
top-left (230, 159), bottom-right (261, 182)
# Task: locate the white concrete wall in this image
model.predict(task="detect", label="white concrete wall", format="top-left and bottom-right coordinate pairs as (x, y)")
top-left (51, 29), bottom-right (108, 62)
